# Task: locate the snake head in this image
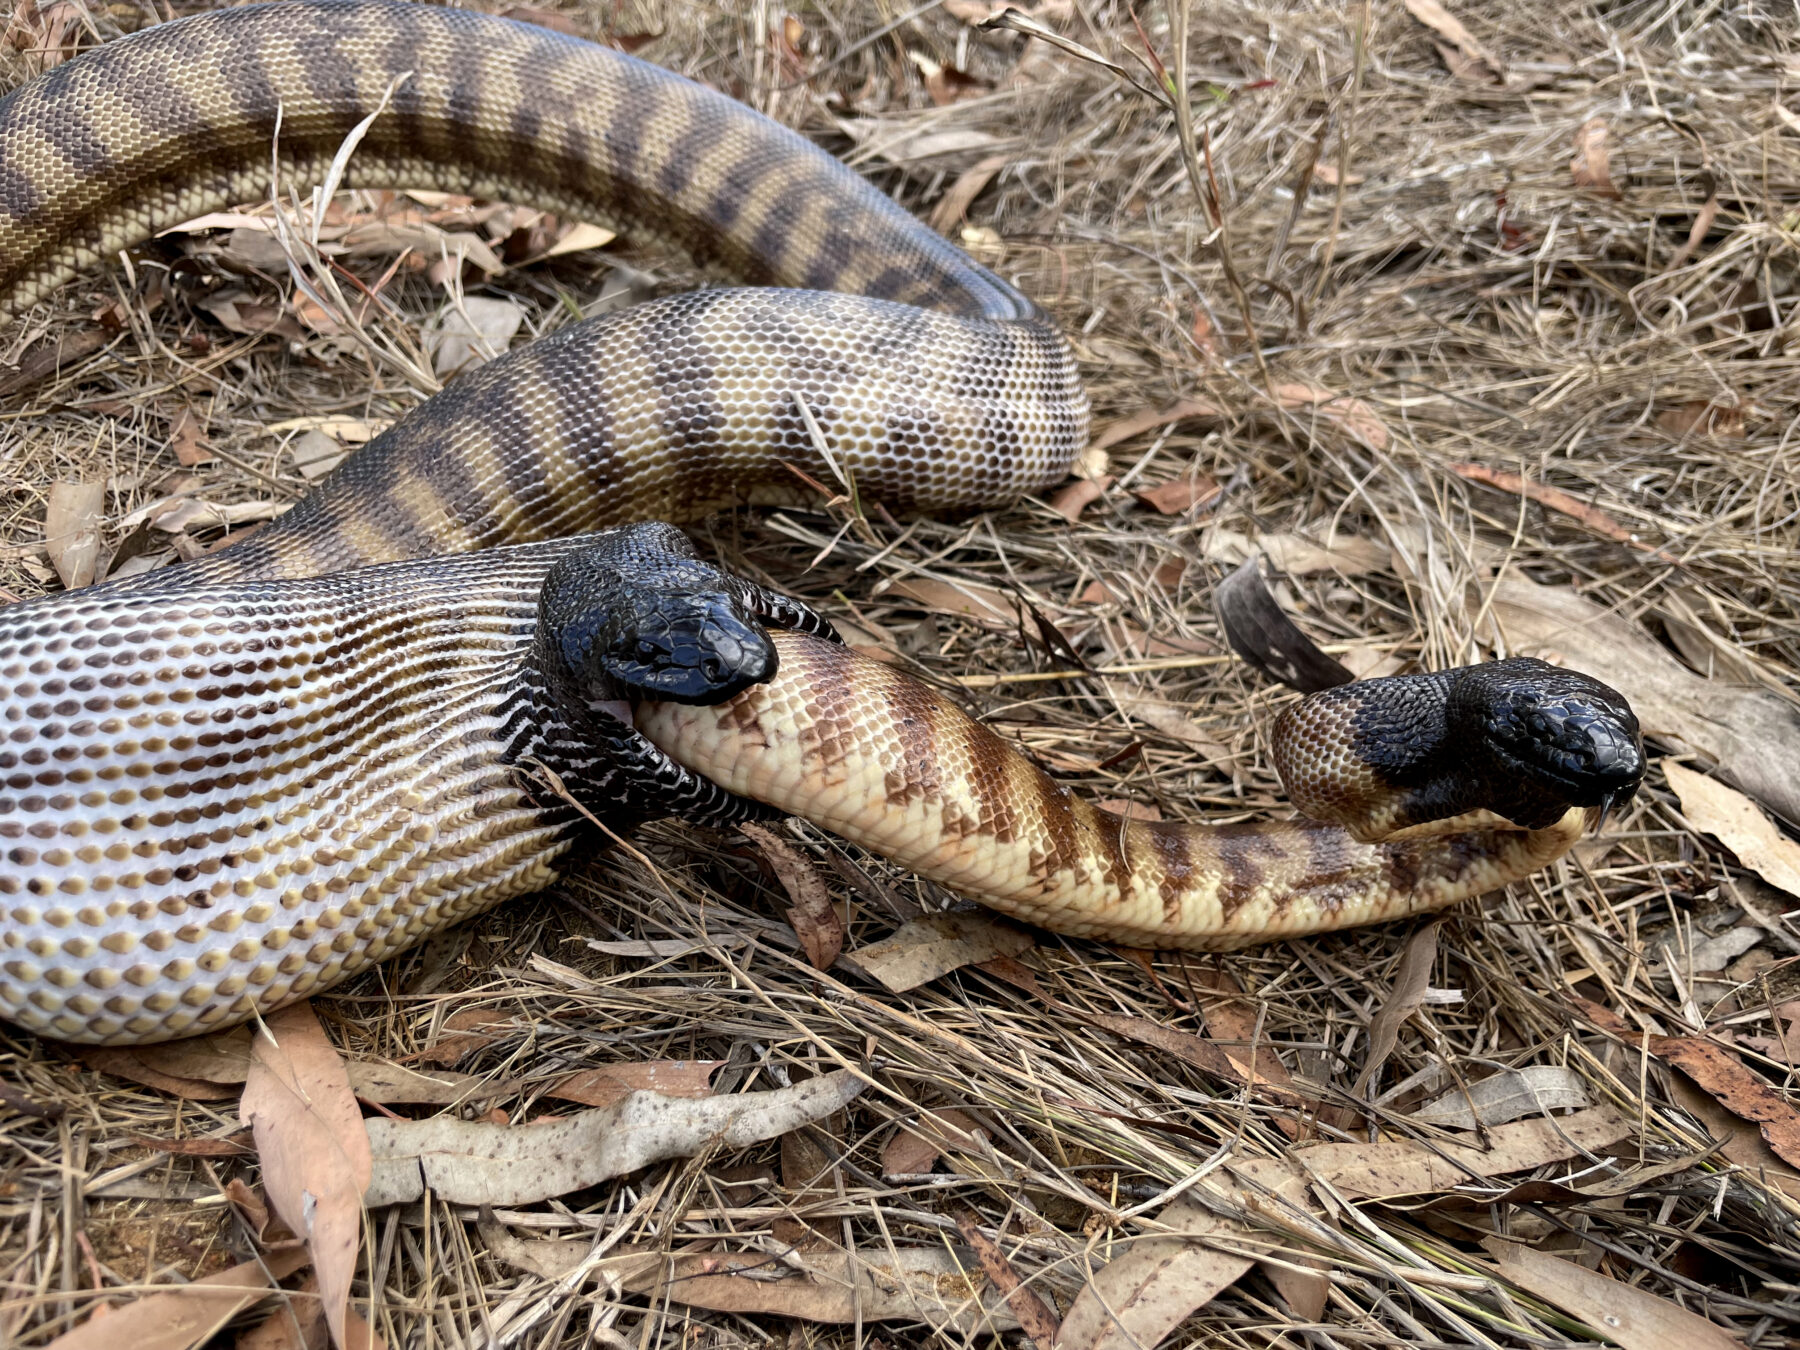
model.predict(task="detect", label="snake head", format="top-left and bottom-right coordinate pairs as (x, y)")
top-left (1450, 658), bottom-right (1644, 827)
top-left (535, 523), bottom-right (833, 710)
top-left (583, 585), bottom-right (777, 704)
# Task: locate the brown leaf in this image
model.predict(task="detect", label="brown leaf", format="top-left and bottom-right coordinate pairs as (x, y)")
top-left (1076, 578), bottom-right (1122, 606)
top-left (886, 576), bottom-right (1014, 625)
top-left (127, 1133), bottom-right (253, 1158)
top-left (1566, 994), bottom-right (1637, 1040)
top-left (881, 1107), bottom-right (987, 1176)
top-left (1447, 461), bottom-right (1676, 562)
top-left (498, 5), bottom-right (581, 36)
top-left (1056, 1197), bottom-right (1253, 1350)
top-left (1666, 182), bottom-right (1720, 273)
top-left (225, 1178), bottom-right (275, 1242)
top-left (132, 1026), bottom-right (255, 1084)
top-left (1097, 799), bottom-right (1162, 822)
top-left (1663, 760), bottom-right (1800, 900)
top-left (1569, 117), bottom-right (1621, 198)
top-left (1269, 382), bottom-right (1389, 450)
top-left (846, 913), bottom-right (1034, 993)
top-left (427, 295), bottom-right (523, 377)
top-left (232, 1272), bottom-right (327, 1350)
top-left (235, 1278), bottom-right (384, 1350)
top-left (118, 1025), bottom-right (494, 1107)
top-left (1310, 162), bottom-right (1363, 186)
top-left (1482, 1239), bottom-right (1739, 1350)
top-left (1351, 920), bottom-right (1442, 1099)
top-left (1112, 692), bottom-right (1239, 771)
top-left (1046, 474), bottom-right (1113, 521)
top-left (482, 1234), bottom-right (1019, 1332)
top-left (1133, 476), bottom-right (1220, 515)
top-left (928, 153), bottom-right (1011, 234)
top-left (241, 1004), bottom-right (372, 1350)
top-left (0, 328), bottom-right (109, 399)
top-left (1201, 528), bottom-right (1388, 577)
top-left (1662, 1064), bottom-right (1800, 1203)
top-left (1651, 1035), bottom-right (1800, 1170)
top-left (954, 1211), bottom-right (1060, 1349)
top-left (545, 1059), bottom-right (723, 1109)
top-left (1086, 1010), bottom-right (1309, 1106)
top-left (1189, 306), bottom-right (1221, 362)
top-left (739, 822), bottom-right (843, 969)
top-left (1402, 0), bottom-right (1505, 83)
top-left (1657, 400), bottom-right (1745, 438)
top-left (1091, 398), bottom-right (1224, 452)
top-left (944, 0), bottom-right (1007, 20)
top-left (412, 1008), bottom-right (516, 1066)
top-left (1298, 1105), bottom-right (1634, 1199)
top-left (197, 292), bottom-right (307, 340)
top-left (77, 1048), bottom-right (240, 1102)
top-left (924, 60), bottom-right (988, 106)
top-left (1190, 968), bottom-right (1307, 1104)
top-left (42, 1246), bottom-right (310, 1350)
top-left (344, 1061), bottom-right (494, 1106)
top-left (43, 481), bottom-right (104, 589)
top-left (532, 220), bottom-right (616, 261)
top-left (974, 954), bottom-right (1053, 1002)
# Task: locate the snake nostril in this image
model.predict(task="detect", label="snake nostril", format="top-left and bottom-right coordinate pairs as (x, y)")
top-left (701, 657), bottom-right (724, 683)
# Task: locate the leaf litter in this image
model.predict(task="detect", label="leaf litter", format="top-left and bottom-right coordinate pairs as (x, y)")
top-left (5, 0), bottom-right (1800, 1347)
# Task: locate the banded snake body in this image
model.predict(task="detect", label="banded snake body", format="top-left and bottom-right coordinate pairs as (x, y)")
top-left (0, 2), bottom-right (1643, 1044)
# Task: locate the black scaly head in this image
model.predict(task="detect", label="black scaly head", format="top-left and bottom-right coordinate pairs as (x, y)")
top-left (1445, 657), bottom-right (1645, 829)
top-left (520, 522), bottom-right (837, 827)
top-left (549, 552), bottom-right (780, 706)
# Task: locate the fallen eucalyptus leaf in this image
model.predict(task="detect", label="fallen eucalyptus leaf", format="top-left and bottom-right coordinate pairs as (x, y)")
top-left (1411, 1065), bottom-right (1590, 1129)
top-left (364, 1068), bottom-right (864, 1206)
top-left (845, 914), bottom-right (1034, 993)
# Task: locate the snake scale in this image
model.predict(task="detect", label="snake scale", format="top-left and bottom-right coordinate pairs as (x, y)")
top-left (0, 1), bottom-right (1642, 1044)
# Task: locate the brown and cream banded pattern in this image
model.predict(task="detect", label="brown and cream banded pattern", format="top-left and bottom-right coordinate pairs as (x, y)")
top-left (0, 1), bottom-right (1634, 1044)
top-left (639, 635), bottom-right (1594, 950)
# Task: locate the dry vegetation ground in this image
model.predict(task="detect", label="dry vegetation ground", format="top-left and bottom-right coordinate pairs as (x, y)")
top-left (3, 0), bottom-right (1800, 1346)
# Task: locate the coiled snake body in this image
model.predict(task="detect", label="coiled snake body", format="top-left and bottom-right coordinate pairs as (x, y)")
top-left (0, 2), bottom-right (1642, 1044)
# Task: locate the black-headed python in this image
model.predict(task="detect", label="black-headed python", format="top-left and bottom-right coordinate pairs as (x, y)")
top-left (0, 1), bottom-right (1643, 1044)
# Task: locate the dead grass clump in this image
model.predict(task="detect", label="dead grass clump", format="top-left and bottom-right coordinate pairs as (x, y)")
top-left (2, 0), bottom-right (1799, 1346)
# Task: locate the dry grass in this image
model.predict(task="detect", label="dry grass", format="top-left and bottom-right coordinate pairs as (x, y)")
top-left (2, 0), bottom-right (1799, 1346)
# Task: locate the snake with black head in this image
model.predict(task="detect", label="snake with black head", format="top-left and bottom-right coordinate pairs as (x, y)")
top-left (0, 1), bottom-right (1642, 1044)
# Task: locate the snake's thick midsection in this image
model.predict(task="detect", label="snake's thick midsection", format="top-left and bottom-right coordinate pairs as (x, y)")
top-left (1, 0), bottom-right (1087, 584)
top-left (0, 541), bottom-right (599, 1042)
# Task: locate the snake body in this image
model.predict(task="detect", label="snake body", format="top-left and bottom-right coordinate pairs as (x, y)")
top-left (639, 635), bottom-right (1599, 949)
top-left (0, 3), bottom-right (1641, 1044)
top-left (2, 0), bottom-right (1083, 581)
